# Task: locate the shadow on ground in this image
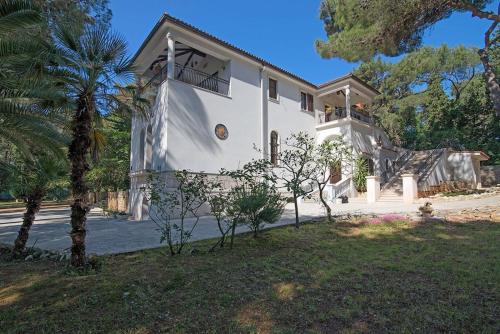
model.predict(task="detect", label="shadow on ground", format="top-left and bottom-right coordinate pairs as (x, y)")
top-left (1, 216), bottom-right (499, 333)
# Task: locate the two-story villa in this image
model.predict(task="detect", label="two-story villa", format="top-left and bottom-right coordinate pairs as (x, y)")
top-left (129, 14), bottom-right (488, 219)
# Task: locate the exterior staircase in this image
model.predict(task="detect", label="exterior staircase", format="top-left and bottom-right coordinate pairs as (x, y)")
top-left (379, 149), bottom-right (446, 201)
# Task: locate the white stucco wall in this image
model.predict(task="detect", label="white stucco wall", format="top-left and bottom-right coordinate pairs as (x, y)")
top-left (165, 67), bottom-right (261, 173)
top-left (419, 151), bottom-right (450, 188)
top-left (447, 152), bottom-right (481, 188)
top-left (266, 73), bottom-right (316, 155)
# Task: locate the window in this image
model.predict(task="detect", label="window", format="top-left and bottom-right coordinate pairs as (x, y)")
top-left (301, 92), bottom-right (307, 110)
top-left (270, 131), bottom-right (279, 166)
top-left (307, 93), bottom-right (314, 112)
top-left (269, 78), bottom-right (278, 100)
top-left (301, 92), bottom-right (314, 112)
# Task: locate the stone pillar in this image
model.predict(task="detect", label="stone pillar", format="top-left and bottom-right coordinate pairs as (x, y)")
top-left (166, 32), bottom-right (175, 79)
top-left (402, 174), bottom-right (418, 204)
top-left (366, 176), bottom-right (380, 203)
top-left (345, 86), bottom-right (351, 118)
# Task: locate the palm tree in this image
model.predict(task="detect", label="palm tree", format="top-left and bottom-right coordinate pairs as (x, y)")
top-left (52, 22), bottom-right (144, 267)
top-left (0, 0), bottom-right (67, 156)
top-left (1, 151), bottom-right (68, 256)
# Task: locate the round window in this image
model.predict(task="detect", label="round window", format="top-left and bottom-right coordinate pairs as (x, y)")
top-left (215, 124), bottom-right (228, 140)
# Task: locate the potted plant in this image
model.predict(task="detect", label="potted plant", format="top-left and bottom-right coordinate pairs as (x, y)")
top-left (418, 202), bottom-right (434, 218)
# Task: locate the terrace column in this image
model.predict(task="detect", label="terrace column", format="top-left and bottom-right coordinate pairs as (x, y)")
top-left (166, 32), bottom-right (175, 79)
top-left (345, 86), bottom-right (351, 118)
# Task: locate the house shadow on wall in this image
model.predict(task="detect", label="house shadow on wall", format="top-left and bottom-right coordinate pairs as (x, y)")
top-left (155, 81), bottom-right (222, 171)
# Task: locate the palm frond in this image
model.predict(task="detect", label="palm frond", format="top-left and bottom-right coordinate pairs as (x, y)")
top-left (0, 0), bottom-right (41, 35)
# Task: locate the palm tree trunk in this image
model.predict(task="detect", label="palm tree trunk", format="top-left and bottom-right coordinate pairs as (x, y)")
top-left (12, 188), bottom-right (45, 256)
top-left (68, 96), bottom-right (92, 267)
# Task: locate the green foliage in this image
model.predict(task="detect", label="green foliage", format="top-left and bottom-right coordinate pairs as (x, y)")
top-left (0, 149), bottom-right (68, 201)
top-left (275, 132), bottom-right (316, 227)
top-left (222, 158), bottom-right (282, 243)
top-left (354, 46), bottom-right (500, 164)
top-left (316, 0), bottom-right (496, 62)
top-left (228, 183), bottom-right (284, 238)
top-left (353, 156), bottom-right (369, 193)
top-left (146, 170), bottom-right (208, 256)
top-left (205, 178), bottom-right (233, 250)
top-left (86, 113), bottom-right (131, 192)
top-left (311, 136), bottom-right (351, 222)
top-left (0, 0), bottom-right (68, 158)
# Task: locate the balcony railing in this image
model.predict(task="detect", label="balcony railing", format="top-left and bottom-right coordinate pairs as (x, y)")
top-left (351, 109), bottom-right (372, 123)
top-left (174, 63), bottom-right (230, 96)
top-left (319, 107), bottom-right (372, 124)
top-left (145, 65), bottom-right (168, 90)
top-left (143, 65), bottom-right (168, 102)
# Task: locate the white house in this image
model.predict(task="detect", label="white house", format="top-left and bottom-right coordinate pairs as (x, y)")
top-left (128, 13), bottom-right (488, 219)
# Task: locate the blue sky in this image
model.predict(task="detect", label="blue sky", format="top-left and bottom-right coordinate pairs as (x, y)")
top-left (109, 0), bottom-right (495, 84)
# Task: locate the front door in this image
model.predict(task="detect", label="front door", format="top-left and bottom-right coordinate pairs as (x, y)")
top-left (330, 161), bottom-right (342, 184)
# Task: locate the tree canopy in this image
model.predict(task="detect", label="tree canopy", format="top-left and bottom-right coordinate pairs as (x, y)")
top-left (354, 45), bottom-right (500, 164)
top-left (317, 0), bottom-right (500, 114)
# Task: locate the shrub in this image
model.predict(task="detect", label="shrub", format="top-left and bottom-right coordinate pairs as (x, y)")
top-left (145, 170), bottom-right (208, 256)
top-left (353, 157), bottom-right (369, 193)
top-left (228, 183), bottom-right (284, 238)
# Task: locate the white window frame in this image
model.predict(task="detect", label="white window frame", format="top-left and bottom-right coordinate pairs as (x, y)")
top-left (300, 91), bottom-right (314, 112)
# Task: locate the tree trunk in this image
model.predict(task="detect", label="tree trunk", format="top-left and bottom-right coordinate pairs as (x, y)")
top-left (478, 49), bottom-right (500, 116)
top-left (68, 96), bottom-right (93, 267)
top-left (12, 189), bottom-right (45, 256)
top-left (293, 192), bottom-right (300, 228)
top-left (318, 186), bottom-right (332, 223)
top-left (230, 220), bottom-right (237, 249)
top-left (479, 10), bottom-right (500, 116)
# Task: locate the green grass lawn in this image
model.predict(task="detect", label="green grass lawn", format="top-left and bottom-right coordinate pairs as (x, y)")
top-left (1, 218), bottom-right (499, 333)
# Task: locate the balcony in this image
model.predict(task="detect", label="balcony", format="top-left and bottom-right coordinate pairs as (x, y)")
top-left (174, 63), bottom-right (230, 96)
top-left (318, 107), bottom-right (372, 124)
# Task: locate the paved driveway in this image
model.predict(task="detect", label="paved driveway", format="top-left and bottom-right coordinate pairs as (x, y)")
top-left (1, 195), bottom-right (498, 255)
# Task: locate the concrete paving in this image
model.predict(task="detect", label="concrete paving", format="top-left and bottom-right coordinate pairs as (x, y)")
top-left (0, 195), bottom-right (498, 255)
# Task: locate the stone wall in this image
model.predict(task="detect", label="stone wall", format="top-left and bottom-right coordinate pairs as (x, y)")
top-left (481, 165), bottom-right (500, 187)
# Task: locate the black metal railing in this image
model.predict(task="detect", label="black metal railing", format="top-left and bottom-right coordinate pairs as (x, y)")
top-left (351, 109), bottom-right (372, 123)
top-left (381, 150), bottom-right (413, 189)
top-left (320, 107), bottom-right (372, 124)
top-left (144, 65), bottom-right (168, 90)
top-left (174, 63), bottom-right (230, 96)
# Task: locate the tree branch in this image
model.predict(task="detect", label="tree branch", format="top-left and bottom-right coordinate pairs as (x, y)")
top-left (450, 1), bottom-right (500, 22)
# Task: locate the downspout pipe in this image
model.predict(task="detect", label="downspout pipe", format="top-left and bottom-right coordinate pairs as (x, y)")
top-left (260, 66), bottom-right (268, 160)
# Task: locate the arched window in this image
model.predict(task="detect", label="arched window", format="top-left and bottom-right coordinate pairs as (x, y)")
top-left (270, 131), bottom-right (279, 166)
top-left (145, 125), bottom-right (153, 170)
top-left (138, 129), bottom-right (145, 170)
